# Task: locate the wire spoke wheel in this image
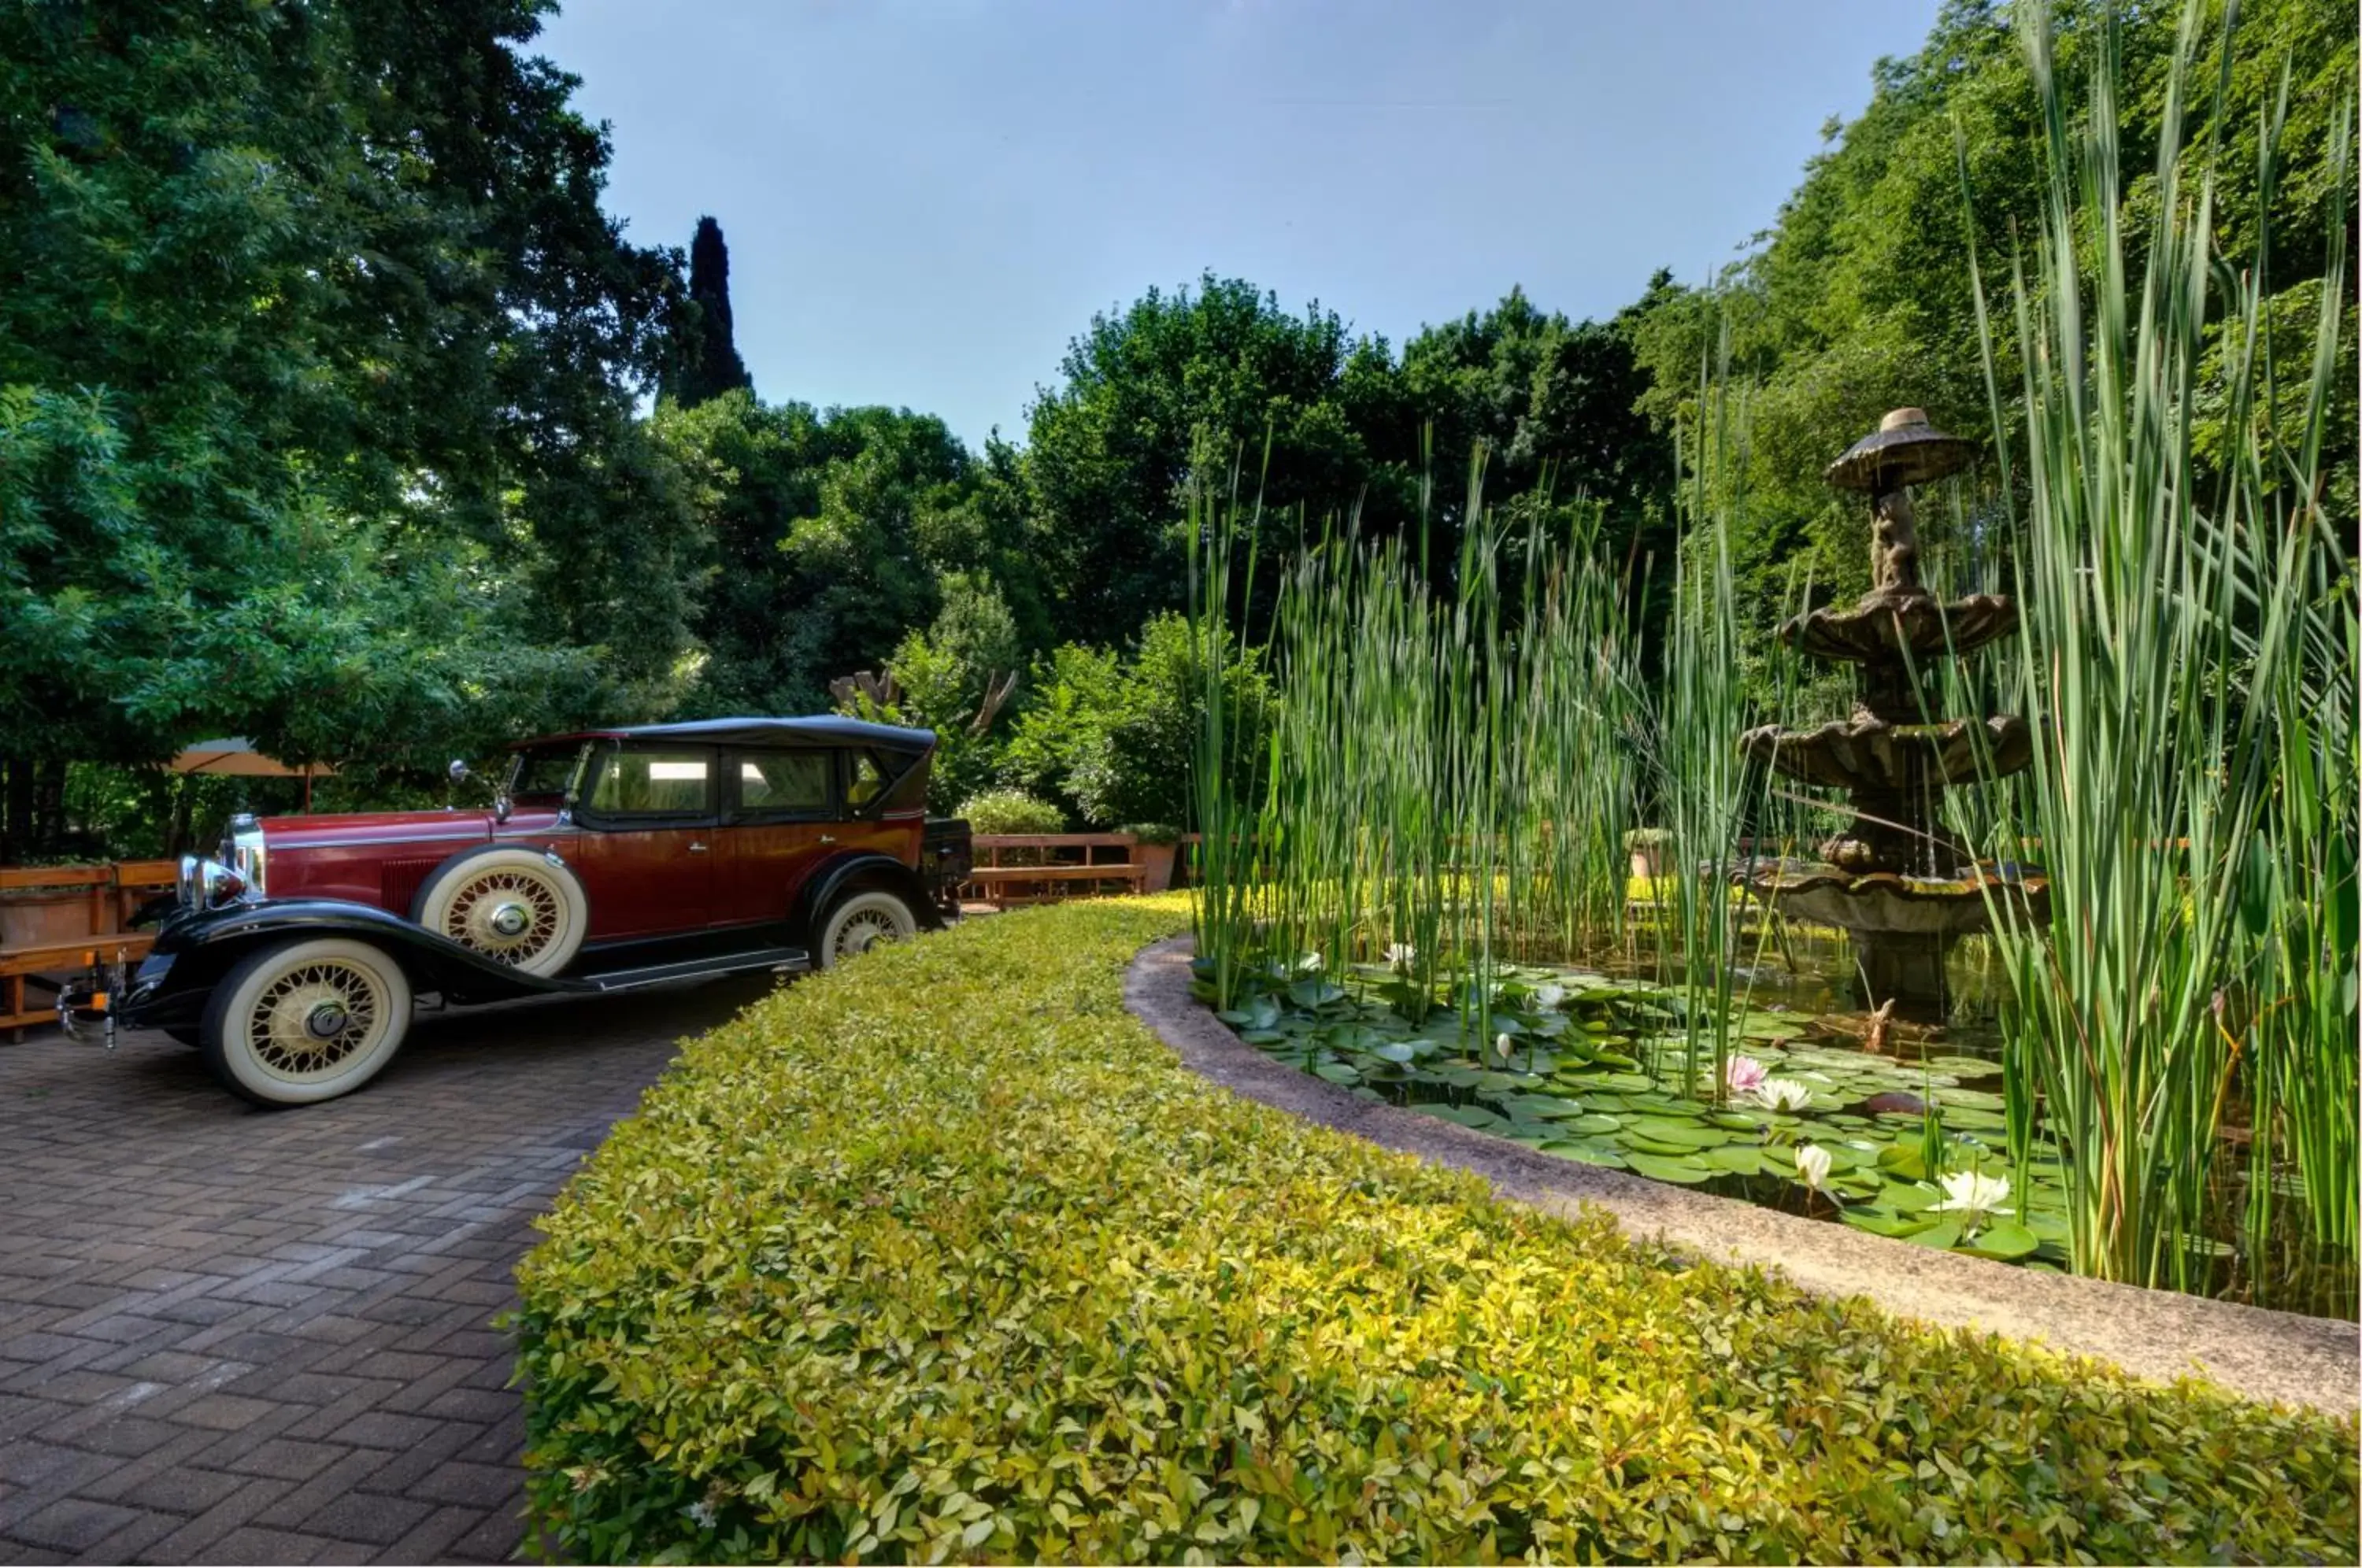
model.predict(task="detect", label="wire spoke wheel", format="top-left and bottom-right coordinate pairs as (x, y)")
top-left (442, 869), bottom-right (564, 964)
top-left (818, 889), bottom-right (917, 968)
top-left (833, 909), bottom-right (902, 960)
top-left (414, 849), bottom-right (589, 978)
top-left (202, 937), bottom-right (414, 1107)
top-left (245, 960), bottom-right (387, 1081)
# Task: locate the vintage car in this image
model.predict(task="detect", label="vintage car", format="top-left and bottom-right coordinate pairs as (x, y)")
top-left (58, 718), bottom-right (973, 1108)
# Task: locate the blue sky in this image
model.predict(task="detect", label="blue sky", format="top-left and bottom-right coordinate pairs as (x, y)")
top-left (540, 0), bottom-right (1939, 448)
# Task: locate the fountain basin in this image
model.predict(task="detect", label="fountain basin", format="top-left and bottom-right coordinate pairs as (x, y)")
top-left (1749, 867), bottom-right (2051, 938)
top-left (1780, 590), bottom-right (2018, 664)
top-left (1740, 714), bottom-right (2034, 790)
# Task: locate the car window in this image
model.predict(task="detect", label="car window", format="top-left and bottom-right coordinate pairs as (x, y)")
top-left (508, 744), bottom-right (587, 801)
top-left (846, 750), bottom-right (888, 809)
top-left (737, 751), bottom-right (831, 814)
top-left (586, 749), bottom-right (713, 816)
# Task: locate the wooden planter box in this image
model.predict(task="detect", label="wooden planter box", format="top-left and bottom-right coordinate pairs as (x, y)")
top-left (0, 889), bottom-right (96, 950)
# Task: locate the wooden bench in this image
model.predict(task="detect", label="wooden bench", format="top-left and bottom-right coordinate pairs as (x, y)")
top-left (1, 860), bottom-right (175, 1041)
top-left (963, 834), bottom-right (1145, 908)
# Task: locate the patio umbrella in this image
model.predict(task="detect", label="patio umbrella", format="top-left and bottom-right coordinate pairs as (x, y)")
top-left (169, 738), bottom-right (335, 810)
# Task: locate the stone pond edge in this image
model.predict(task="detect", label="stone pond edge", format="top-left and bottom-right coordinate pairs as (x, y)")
top-left (1124, 935), bottom-right (2360, 1417)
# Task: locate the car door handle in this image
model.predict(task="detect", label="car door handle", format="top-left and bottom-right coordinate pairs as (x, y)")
top-left (687, 841), bottom-right (709, 853)
top-left (817, 834), bottom-right (836, 845)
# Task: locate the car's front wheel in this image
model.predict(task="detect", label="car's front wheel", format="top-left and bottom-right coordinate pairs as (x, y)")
top-left (814, 888), bottom-right (917, 969)
top-left (201, 937), bottom-right (413, 1107)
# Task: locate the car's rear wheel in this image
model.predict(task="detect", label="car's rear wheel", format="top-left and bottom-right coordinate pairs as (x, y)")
top-left (815, 888), bottom-right (916, 968)
top-left (201, 937), bottom-right (413, 1107)
top-left (414, 849), bottom-right (588, 977)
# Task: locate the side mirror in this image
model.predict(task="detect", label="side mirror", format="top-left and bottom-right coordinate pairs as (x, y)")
top-left (448, 759), bottom-right (472, 785)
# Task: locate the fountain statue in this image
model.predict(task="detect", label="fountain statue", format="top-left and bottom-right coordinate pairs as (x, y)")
top-left (1740, 408), bottom-right (2048, 1020)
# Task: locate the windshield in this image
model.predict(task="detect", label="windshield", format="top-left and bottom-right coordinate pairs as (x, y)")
top-left (505, 742), bottom-right (589, 803)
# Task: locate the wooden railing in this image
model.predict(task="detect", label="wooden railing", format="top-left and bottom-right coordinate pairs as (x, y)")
top-left (962, 834), bottom-right (1178, 908)
top-left (1, 860), bottom-right (176, 1041)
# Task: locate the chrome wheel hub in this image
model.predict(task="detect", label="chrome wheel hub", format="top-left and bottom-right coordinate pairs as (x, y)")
top-left (487, 901), bottom-right (531, 938)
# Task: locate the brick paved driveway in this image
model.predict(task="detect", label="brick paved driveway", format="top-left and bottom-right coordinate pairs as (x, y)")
top-left (0, 976), bottom-right (776, 1566)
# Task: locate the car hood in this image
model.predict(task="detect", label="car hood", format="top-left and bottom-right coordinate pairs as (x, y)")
top-left (256, 808), bottom-right (498, 849)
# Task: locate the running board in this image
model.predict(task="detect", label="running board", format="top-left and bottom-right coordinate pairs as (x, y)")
top-left (581, 947), bottom-right (810, 993)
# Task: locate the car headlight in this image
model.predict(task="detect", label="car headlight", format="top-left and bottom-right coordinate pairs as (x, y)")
top-left (177, 854), bottom-right (247, 911)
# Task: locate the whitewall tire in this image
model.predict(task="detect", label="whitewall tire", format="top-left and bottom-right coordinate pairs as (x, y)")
top-left (815, 889), bottom-right (917, 969)
top-left (414, 849), bottom-right (589, 977)
top-left (201, 937), bottom-right (413, 1106)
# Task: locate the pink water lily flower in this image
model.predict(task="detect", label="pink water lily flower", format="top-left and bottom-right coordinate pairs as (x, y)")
top-left (1724, 1055), bottom-right (1770, 1096)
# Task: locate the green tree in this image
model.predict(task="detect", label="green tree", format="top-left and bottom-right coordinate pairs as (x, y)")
top-left (1627, 0), bottom-right (2353, 696)
top-left (669, 216), bottom-right (753, 409)
top-left (1023, 274), bottom-right (1404, 642)
top-left (0, 0), bottom-right (700, 851)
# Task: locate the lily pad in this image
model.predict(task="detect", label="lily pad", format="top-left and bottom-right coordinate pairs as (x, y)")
top-left (1564, 1113), bottom-right (1623, 1136)
top-left (1842, 1207), bottom-right (1934, 1238)
top-left (1623, 1118), bottom-right (1729, 1149)
top-left (1706, 1144), bottom-right (1774, 1177)
top-left (1541, 1141), bottom-right (1629, 1169)
top-left (1960, 1222), bottom-right (2039, 1259)
top-left (1903, 1217), bottom-right (1968, 1250)
top-left (1625, 1152), bottom-right (1716, 1185)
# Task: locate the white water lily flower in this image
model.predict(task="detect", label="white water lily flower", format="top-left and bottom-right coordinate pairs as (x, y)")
top-left (1794, 1144), bottom-right (1832, 1191)
top-left (1494, 1032), bottom-right (1516, 1060)
top-left (1296, 952), bottom-right (1324, 973)
top-left (1531, 983), bottom-right (1567, 1010)
top-left (1384, 942), bottom-right (1417, 970)
top-left (1930, 1169), bottom-right (2013, 1228)
top-left (1754, 1077), bottom-right (1812, 1112)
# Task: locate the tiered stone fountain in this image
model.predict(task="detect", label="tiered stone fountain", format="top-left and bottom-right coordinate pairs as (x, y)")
top-left (1741, 409), bottom-right (2048, 1020)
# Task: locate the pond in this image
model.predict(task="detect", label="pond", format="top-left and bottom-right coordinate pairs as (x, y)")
top-left (1199, 931), bottom-right (2357, 1322)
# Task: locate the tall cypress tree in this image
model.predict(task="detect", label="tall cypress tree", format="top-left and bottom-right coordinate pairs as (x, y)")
top-left (676, 215), bottom-right (752, 407)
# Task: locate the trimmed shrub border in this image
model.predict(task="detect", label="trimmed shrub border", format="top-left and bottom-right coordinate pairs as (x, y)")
top-left (1126, 936), bottom-right (2360, 1415)
top-left (518, 899), bottom-right (2357, 1562)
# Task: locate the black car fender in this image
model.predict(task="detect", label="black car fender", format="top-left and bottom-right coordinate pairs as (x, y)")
top-left (122, 900), bottom-right (587, 1030)
top-left (794, 852), bottom-right (946, 939)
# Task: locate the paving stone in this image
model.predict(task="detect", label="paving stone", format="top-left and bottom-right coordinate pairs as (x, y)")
top-left (113, 1466), bottom-right (252, 1517)
top-left (0, 977), bottom-right (771, 1560)
top-left (299, 1492), bottom-right (433, 1548)
top-left (183, 1525), bottom-right (354, 1565)
top-left (167, 1393), bottom-right (280, 1432)
top-left (407, 1461), bottom-right (521, 1511)
top-left (324, 1411), bottom-right (446, 1452)
top-left (11, 1500), bottom-right (139, 1554)
top-left (209, 1437), bottom-right (348, 1484)
top-left (370, 1503), bottom-right (488, 1566)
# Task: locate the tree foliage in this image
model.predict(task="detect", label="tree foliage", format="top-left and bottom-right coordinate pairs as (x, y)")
top-left (0, 0), bottom-right (696, 852)
top-left (1627, 0), bottom-right (2353, 679)
top-left (670, 216), bottom-right (753, 409)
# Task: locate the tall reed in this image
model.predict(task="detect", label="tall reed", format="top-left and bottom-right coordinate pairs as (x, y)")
top-left (1649, 370), bottom-right (1750, 1091)
top-left (1191, 454), bottom-right (1642, 1025)
top-left (1964, 0), bottom-right (2355, 1290)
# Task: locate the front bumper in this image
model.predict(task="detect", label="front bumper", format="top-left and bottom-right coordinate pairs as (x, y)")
top-left (56, 949), bottom-right (178, 1045)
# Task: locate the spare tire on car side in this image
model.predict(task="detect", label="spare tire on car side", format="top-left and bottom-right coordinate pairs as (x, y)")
top-left (412, 847), bottom-right (589, 978)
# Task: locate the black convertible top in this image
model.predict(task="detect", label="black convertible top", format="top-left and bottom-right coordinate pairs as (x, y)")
top-left (515, 716), bottom-right (936, 755)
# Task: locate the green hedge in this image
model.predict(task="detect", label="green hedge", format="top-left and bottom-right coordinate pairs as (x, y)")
top-left (516, 897), bottom-right (2359, 1563)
